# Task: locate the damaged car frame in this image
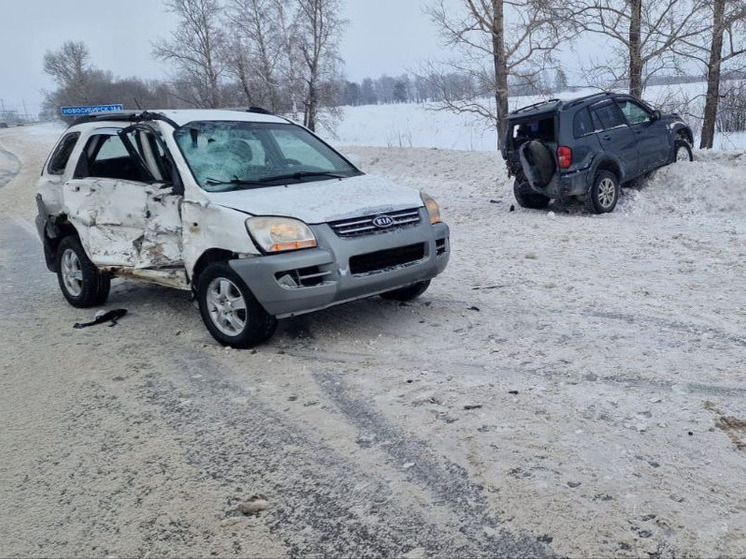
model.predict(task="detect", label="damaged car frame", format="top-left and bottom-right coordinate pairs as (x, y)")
top-left (36, 109), bottom-right (450, 347)
top-left (502, 92), bottom-right (694, 213)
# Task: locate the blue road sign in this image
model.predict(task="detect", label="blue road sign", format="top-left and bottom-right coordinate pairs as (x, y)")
top-left (60, 104), bottom-right (124, 116)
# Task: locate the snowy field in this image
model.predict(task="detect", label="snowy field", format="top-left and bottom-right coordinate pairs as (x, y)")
top-left (326, 82), bottom-right (746, 152)
top-left (1, 113), bottom-right (745, 557)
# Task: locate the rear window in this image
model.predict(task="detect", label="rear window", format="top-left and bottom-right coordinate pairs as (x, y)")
top-left (573, 109), bottom-right (594, 138)
top-left (510, 117), bottom-right (556, 143)
top-left (46, 132), bottom-right (80, 175)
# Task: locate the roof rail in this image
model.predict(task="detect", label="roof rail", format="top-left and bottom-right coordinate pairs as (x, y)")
top-left (246, 106), bottom-right (274, 115)
top-left (70, 110), bottom-right (179, 129)
top-left (512, 98), bottom-right (562, 114)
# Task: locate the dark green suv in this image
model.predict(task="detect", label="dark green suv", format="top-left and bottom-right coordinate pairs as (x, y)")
top-left (501, 92), bottom-right (694, 213)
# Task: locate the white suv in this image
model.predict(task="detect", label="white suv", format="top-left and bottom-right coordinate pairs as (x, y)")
top-left (35, 109), bottom-right (450, 347)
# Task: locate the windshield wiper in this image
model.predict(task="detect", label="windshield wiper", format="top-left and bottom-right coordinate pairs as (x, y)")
top-left (256, 171), bottom-right (345, 183)
top-left (204, 177), bottom-right (264, 191)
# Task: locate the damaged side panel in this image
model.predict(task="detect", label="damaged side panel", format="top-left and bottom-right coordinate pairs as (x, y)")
top-left (62, 177), bottom-right (183, 269)
top-left (137, 190), bottom-right (183, 269)
top-left (181, 200), bottom-right (261, 278)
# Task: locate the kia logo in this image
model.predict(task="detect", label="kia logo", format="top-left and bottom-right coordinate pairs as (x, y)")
top-left (373, 215), bottom-right (394, 228)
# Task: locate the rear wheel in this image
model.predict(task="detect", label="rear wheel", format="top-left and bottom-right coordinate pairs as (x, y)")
top-left (56, 236), bottom-right (110, 308)
top-left (197, 262), bottom-right (277, 348)
top-left (585, 170), bottom-right (620, 214)
top-left (380, 280), bottom-right (430, 302)
top-left (674, 139), bottom-right (693, 162)
top-left (513, 179), bottom-right (550, 209)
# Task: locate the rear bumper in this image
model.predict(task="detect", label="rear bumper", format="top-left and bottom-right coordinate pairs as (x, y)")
top-left (531, 168), bottom-right (592, 198)
top-left (229, 211), bottom-right (450, 318)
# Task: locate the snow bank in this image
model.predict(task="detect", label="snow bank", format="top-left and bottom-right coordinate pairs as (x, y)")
top-left (620, 151), bottom-right (746, 218)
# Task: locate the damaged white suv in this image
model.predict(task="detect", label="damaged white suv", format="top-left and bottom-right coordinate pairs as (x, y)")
top-left (36, 109), bottom-right (450, 347)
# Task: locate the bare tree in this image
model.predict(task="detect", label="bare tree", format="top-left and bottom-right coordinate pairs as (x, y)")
top-left (225, 0), bottom-right (284, 111)
top-left (153, 0), bottom-right (225, 108)
top-left (694, 0), bottom-right (746, 148)
top-left (566, 0), bottom-right (707, 99)
top-left (426, 0), bottom-right (573, 150)
top-left (43, 41), bottom-right (94, 102)
top-left (293, 0), bottom-right (346, 131)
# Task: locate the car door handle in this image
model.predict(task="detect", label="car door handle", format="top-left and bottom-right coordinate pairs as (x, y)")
top-left (602, 135), bottom-right (612, 141)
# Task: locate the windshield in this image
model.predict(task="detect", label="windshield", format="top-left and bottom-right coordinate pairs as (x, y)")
top-left (174, 121), bottom-right (361, 191)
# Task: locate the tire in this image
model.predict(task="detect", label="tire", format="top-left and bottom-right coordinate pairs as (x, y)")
top-left (56, 236), bottom-right (110, 308)
top-left (673, 139), bottom-right (693, 163)
top-left (585, 170), bottom-right (620, 214)
top-left (197, 262), bottom-right (277, 348)
top-left (513, 179), bottom-right (550, 209)
top-left (380, 280), bottom-right (431, 302)
top-left (520, 140), bottom-right (555, 187)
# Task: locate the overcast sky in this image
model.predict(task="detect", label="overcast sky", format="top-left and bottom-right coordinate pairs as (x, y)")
top-left (0, 0), bottom-right (453, 117)
top-left (0, 0), bottom-right (584, 117)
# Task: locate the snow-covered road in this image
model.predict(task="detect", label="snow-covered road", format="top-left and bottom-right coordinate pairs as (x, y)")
top-left (1, 124), bottom-right (745, 557)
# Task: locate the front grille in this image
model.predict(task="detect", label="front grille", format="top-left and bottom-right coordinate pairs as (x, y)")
top-left (329, 208), bottom-right (421, 238)
top-left (349, 243), bottom-right (425, 275)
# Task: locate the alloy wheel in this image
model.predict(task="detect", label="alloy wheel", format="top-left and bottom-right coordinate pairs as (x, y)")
top-left (206, 277), bottom-right (248, 336)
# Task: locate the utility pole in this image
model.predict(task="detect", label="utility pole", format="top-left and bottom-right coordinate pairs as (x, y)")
top-left (0, 98), bottom-right (5, 120)
top-left (22, 100), bottom-right (29, 122)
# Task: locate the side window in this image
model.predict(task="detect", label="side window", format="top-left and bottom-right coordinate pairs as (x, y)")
top-left (46, 132), bottom-right (80, 175)
top-left (617, 100), bottom-right (651, 125)
top-left (573, 109), bottom-right (593, 138)
top-left (590, 103), bottom-right (626, 130)
top-left (74, 133), bottom-right (151, 182)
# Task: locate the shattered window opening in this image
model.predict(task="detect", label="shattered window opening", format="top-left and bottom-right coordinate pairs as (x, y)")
top-left (74, 133), bottom-right (152, 183)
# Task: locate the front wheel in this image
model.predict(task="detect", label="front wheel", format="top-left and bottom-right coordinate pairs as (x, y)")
top-left (586, 170), bottom-right (620, 214)
top-left (56, 236), bottom-right (110, 308)
top-left (380, 280), bottom-right (430, 301)
top-left (197, 262), bottom-right (277, 348)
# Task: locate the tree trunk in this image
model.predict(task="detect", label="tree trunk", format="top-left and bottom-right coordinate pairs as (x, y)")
top-left (700, 0), bottom-right (725, 149)
top-left (305, 79), bottom-right (318, 131)
top-left (492, 0), bottom-right (509, 150)
top-left (628, 0), bottom-right (643, 98)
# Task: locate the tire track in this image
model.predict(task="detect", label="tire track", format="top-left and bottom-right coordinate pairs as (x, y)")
top-left (140, 349), bottom-right (554, 557)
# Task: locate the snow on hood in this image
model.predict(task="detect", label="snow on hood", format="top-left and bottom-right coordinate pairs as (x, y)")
top-left (205, 174), bottom-right (424, 224)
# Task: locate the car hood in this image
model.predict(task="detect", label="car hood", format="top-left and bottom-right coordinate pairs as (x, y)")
top-left (205, 174), bottom-right (424, 224)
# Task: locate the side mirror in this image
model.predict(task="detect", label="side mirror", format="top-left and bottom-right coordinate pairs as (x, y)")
top-left (652, 110), bottom-right (661, 121)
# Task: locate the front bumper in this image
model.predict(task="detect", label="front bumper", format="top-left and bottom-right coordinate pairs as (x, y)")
top-left (229, 209), bottom-right (450, 318)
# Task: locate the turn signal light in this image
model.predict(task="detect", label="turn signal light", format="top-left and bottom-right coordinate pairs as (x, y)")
top-left (557, 146), bottom-right (572, 169)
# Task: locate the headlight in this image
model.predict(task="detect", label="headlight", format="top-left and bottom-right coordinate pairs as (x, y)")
top-left (246, 217), bottom-right (317, 253)
top-left (421, 192), bottom-right (442, 224)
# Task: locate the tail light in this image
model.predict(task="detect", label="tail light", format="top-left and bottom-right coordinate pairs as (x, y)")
top-left (557, 146), bottom-right (572, 169)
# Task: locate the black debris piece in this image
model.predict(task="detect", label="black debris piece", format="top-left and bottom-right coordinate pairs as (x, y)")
top-left (74, 309), bottom-right (128, 329)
